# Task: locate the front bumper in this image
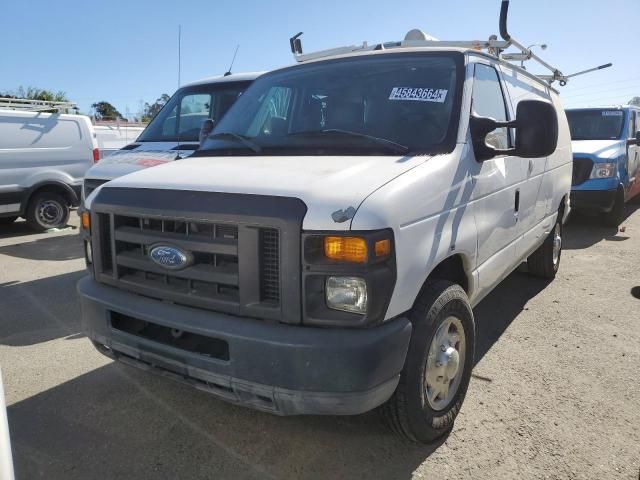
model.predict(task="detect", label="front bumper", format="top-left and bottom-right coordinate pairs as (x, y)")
top-left (571, 188), bottom-right (618, 212)
top-left (78, 276), bottom-right (412, 415)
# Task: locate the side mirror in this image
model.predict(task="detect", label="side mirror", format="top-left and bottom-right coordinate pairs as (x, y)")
top-left (198, 119), bottom-right (215, 144)
top-left (514, 100), bottom-right (558, 158)
top-left (635, 131), bottom-right (640, 145)
top-left (470, 99), bottom-right (559, 161)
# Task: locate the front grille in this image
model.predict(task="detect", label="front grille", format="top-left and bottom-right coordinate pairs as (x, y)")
top-left (572, 157), bottom-right (593, 186)
top-left (90, 188), bottom-right (305, 324)
top-left (95, 212), bottom-right (281, 316)
top-left (84, 178), bottom-right (109, 199)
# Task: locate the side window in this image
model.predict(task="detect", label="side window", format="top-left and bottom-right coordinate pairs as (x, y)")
top-left (472, 63), bottom-right (510, 149)
top-left (160, 93), bottom-right (211, 138)
top-left (178, 94), bottom-right (211, 136)
top-left (628, 111), bottom-right (637, 139)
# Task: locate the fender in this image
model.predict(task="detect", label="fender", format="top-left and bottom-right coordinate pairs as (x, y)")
top-left (22, 180), bottom-right (81, 212)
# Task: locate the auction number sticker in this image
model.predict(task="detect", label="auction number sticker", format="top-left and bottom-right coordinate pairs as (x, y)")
top-left (602, 110), bottom-right (623, 116)
top-left (389, 87), bottom-right (448, 103)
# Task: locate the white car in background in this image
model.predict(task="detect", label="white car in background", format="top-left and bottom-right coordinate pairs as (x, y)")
top-left (0, 103), bottom-right (98, 231)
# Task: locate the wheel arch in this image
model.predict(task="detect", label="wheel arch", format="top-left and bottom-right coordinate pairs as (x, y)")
top-left (23, 181), bottom-right (79, 212)
top-left (419, 253), bottom-right (472, 299)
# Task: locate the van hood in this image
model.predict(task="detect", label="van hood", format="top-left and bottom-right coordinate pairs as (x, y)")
top-left (98, 154), bottom-right (429, 230)
top-left (86, 142), bottom-right (196, 182)
top-left (571, 139), bottom-right (624, 159)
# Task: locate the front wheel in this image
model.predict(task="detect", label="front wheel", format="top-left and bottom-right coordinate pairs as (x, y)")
top-left (381, 280), bottom-right (475, 443)
top-left (602, 188), bottom-right (625, 227)
top-left (26, 192), bottom-right (70, 231)
top-left (527, 215), bottom-right (562, 279)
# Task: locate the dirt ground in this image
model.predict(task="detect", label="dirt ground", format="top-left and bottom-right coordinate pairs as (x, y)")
top-left (0, 206), bottom-right (639, 480)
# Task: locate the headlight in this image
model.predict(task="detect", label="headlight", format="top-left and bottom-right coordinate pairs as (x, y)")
top-left (326, 276), bottom-right (368, 314)
top-left (590, 162), bottom-right (616, 178)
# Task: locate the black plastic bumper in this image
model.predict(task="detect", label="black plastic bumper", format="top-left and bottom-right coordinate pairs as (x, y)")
top-left (77, 276), bottom-right (412, 415)
top-left (571, 189), bottom-right (617, 213)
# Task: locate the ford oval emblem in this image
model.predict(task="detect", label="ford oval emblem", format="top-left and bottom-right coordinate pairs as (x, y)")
top-left (149, 245), bottom-right (192, 270)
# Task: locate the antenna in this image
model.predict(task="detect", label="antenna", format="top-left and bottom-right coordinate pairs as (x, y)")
top-left (178, 25), bottom-right (182, 88)
top-left (224, 45), bottom-right (240, 77)
top-left (176, 24), bottom-right (182, 160)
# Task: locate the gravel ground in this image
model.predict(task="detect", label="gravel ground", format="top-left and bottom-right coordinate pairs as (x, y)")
top-left (0, 207), bottom-right (639, 480)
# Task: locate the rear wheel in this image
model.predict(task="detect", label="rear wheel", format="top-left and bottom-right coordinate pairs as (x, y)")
top-left (381, 280), bottom-right (475, 443)
top-left (528, 214), bottom-right (562, 279)
top-left (0, 216), bottom-right (18, 225)
top-left (602, 188), bottom-right (625, 227)
top-left (26, 192), bottom-right (70, 231)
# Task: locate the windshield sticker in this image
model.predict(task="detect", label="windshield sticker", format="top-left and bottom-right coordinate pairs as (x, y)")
top-left (389, 87), bottom-right (448, 103)
top-left (602, 111), bottom-right (623, 116)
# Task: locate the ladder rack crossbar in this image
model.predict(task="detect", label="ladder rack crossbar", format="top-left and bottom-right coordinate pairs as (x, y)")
top-left (0, 97), bottom-right (78, 113)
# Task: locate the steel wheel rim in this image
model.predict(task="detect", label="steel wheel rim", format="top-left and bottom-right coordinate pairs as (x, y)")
top-left (37, 200), bottom-right (64, 227)
top-left (424, 316), bottom-right (466, 411)
top-left (552, 223), bottom-right (562, 265)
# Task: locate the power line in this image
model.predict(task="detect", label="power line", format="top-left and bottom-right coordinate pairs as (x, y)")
top-left (563, 93), bottom-right (635, 106)
top-left (562, 85), bottom-right (640, 100)
top-left (561, 76), bottom-right (640, 93)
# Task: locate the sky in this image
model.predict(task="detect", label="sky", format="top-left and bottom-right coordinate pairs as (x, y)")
top-left (2, 0), bottom-right (639, 117)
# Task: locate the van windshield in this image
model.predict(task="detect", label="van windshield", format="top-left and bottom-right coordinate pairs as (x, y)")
top-left (137, 81), bottom-right (252, 143)
top-left (197, 53), bottom-right (463, 156)
top-left (566, 109), bottom-right (626, 141)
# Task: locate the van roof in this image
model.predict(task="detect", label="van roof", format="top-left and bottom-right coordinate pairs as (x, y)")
top-left (182, 71), bottom-right (266, 87)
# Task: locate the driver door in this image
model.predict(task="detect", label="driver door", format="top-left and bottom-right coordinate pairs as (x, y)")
top-left (469, 61), bottom-right (526, 294)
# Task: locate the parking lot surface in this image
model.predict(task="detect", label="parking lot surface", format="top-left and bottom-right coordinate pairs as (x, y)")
top-left (1, 207), bottom-right (639, 480)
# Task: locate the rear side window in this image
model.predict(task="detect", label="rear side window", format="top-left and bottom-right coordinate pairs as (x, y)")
top-left (472, 64), bottom-right (509, 149)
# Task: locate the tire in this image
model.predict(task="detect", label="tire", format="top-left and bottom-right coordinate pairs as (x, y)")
top-left (26, 192), bottom-right (70, 231)
top-left (381, 280), bottom-right (475, 443)
top-left (0, 216), bottom-right (18, 225)
top-left (602, 188), bottom-right (625, 227)
top-left (527, 214), bottom-right (562, 279)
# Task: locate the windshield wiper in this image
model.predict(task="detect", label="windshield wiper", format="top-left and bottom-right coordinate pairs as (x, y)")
top-left (208, 132), bottom-right (262, 153)
top-left (288, 129), bottom-right (409, 154)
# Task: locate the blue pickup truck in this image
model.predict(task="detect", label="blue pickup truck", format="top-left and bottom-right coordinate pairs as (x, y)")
top-left (566, 106), bottom-right (640, 226)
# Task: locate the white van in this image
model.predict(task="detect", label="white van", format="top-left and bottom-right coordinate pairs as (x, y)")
top-left (0, 104), bottom-right (98, 230)
top-left (79, 4), bottom-right (571, 443)
top-left (82, 72), bottom-right (263, 201)
top-left (93, 123), bottom-right (146, 159)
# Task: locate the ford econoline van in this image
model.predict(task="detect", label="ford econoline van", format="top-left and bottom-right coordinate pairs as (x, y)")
top-left (0, 105), bottom-right (97, 230)
top-left (78, 6), bottom-right (571, 443)
top-left (566, 106), bottom-right (640, 225)
top-left (82, 72), bottom-right (263, 202)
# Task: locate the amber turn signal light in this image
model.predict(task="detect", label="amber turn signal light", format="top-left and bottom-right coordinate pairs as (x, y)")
top-left (324, 236), bottom-right (367, 263)
top-left (81, 211), bottom-right (90, 230)
top-left (374, 239), bottom-right (391, 257)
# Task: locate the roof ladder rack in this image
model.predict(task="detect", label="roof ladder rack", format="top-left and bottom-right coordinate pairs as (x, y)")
top-left (288, 0), bottom-right (612, 86)
top-left (0, 97), bottom-right (78, 113)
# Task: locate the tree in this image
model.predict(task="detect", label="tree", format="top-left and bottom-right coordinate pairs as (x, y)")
top-left (91, 101), bottom-right (124, 121)
top-left (142, 94), bottom-right (170, 122)
top-left (629, 97), bottom-right (640, 107)
top-left (13, 86), bottom-right (69, 102)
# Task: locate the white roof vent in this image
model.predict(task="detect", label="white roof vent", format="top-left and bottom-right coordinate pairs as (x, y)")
top-left (404, 29), bottom-right (438, 42)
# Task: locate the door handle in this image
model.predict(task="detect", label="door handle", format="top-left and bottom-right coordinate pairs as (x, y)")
top-left (514, 189), bottom-right (520, 221)
top-left (528, 159), bottom-right (534, 175)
